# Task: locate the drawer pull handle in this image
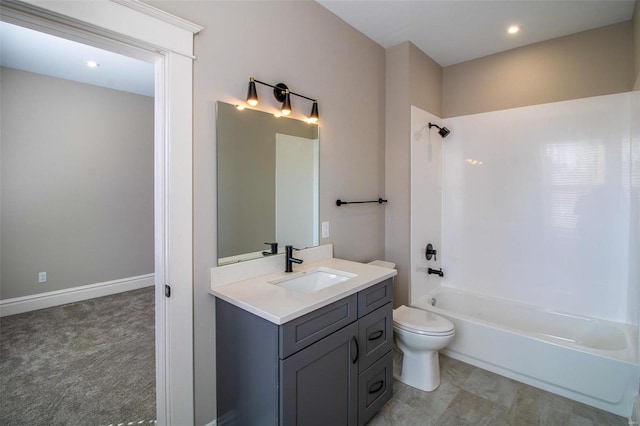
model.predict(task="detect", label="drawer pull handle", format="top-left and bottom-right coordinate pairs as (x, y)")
top-left (368, 380), bottom-right (384, 394)
top-left (351, 337), bottom-right (359, 364)
top-left (368, 330), bottom-right (384, 341)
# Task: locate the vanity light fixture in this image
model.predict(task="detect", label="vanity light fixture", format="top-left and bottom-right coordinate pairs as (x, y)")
top-left (281, 88), bottom-right (292, 116)
top-left (245, 77), bottom-right (319, 123)
top-left (308, 101), bottom-right (319, 124)
top-left (246, 77), bottom-right (258, 106)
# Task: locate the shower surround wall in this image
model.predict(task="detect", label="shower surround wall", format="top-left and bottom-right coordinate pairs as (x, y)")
top-left (632, 89), bottom-right (640, 360)
top-left (410, 106), bottom-right (444, 303)
top-left (411, 91), bottom-right (640, 412)
top-left (439, 92), bottom-right (638, 327)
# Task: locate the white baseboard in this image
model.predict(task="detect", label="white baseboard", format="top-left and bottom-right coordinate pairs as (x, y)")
top-left (0, 274), bottom-right (154, 317)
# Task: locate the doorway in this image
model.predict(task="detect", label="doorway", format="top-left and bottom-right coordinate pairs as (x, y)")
top-left (0, 1), bottom-right (200, 424)
top-left (0, 20), bottom-right (156, 424)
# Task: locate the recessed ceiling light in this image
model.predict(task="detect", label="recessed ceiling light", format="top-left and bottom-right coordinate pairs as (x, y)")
top-left (85, 60), bottom-right (99, 68)
top-left (507, 25), bottom-right (521, 35)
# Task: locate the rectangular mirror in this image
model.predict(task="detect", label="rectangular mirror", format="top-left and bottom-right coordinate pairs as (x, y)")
top-left (216, 101), bottom-right (319, 265)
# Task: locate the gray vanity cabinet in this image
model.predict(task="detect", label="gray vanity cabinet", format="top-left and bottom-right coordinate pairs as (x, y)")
top-left (215, 278), bottom-right (393, 426)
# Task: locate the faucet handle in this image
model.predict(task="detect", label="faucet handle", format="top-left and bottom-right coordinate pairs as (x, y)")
top-left (425, 243), bottom-right (437, 261)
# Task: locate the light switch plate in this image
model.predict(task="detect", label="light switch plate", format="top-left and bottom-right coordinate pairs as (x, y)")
top-left (321, 221), bottom-right (329, 239)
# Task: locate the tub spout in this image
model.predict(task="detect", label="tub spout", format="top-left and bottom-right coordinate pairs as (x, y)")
top-left (428, 268), bottom-right (444, 277)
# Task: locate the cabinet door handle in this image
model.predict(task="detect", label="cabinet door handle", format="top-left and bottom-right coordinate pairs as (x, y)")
top-left (368, 380), bottom-right (384, 394)
top-left (350, 336), bottom-right (359, 364)
top-left (368, 330), bottom-right (384, 341)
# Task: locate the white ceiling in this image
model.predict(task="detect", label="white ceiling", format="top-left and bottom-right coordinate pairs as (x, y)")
top-left (1, 2), bottom-right (635, 92)
top-left (316, 0), bottom-right (637, 67)
top-left (0, 21), bottom-right (154, 97)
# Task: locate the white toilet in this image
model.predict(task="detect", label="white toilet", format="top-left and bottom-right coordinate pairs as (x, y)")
top-left (392, 305), bottom-right (455, 391)
top-left (367, 260), bottom-right (456, 392)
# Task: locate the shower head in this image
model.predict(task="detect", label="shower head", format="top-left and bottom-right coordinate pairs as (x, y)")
top-left (429, 122), bottom-right (450, 138)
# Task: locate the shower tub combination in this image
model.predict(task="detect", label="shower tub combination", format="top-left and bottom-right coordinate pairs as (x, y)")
top-left (413, 287), bottom-right (640, 417)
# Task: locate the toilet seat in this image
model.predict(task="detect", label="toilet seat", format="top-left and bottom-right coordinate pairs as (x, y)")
top-left (393, 305), bottom-right (454, 336)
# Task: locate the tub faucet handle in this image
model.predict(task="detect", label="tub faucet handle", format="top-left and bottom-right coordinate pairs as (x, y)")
top-left (426, 243), bottom-right (437, 261)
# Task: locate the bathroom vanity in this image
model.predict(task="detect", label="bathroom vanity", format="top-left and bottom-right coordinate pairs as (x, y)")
top-left (211, 247), bottom-right (396, 425)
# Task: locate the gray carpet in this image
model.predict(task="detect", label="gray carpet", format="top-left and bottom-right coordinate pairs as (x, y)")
top-left (0, 287), bottom-right (156, 426)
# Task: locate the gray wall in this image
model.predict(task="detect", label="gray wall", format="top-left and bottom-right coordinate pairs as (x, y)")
top-left (443, 21), bottom-right (634, 117)
top-left (385, 42), bottom-right (442, 307)
top-left (146, 2), bottom-right (386, 424)
top-left (0, 67), bottom-right (154, 300)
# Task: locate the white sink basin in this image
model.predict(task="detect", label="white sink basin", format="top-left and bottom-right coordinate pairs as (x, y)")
top-left (269, 267), bottom-right (357, 293)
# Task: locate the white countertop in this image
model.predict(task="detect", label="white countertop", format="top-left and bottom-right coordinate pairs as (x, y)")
top-left (210, 257), bottom-right (396, 325)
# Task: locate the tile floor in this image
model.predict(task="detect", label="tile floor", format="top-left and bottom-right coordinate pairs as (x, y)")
top-left (368, 354), bottom-right (629, 426)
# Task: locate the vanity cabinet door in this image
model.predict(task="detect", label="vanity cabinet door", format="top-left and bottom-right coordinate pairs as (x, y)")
top-left (280, 322), bottom-right (358, 426)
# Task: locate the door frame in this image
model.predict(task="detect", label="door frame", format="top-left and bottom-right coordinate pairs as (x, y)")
top-left (0, 1), bottom-right (202, 424)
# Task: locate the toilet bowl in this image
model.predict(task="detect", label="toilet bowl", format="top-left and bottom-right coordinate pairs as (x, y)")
top-left (393, 305), bottom-right (455, 392)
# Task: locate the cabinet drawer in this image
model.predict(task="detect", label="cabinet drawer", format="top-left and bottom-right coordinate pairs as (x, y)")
top-left (358, 350), bottom-right (393, 426)
top-left (358, 302), bottom-right (392, 373)
top-left (280, 294), bottom-right (358, 359)
top-left (357, 278), bottom-right (392, 318)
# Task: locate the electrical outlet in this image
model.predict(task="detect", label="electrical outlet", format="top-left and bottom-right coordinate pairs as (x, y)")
top-left (38, 272), bottom-right (47, 283)
top-left (322, 221), bottom-right (329, 239)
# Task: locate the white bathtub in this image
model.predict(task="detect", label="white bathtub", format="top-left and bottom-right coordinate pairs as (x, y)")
top-left (413, 287), bottom-right (640, 417)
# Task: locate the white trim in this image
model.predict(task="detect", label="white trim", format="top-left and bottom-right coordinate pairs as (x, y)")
top-left (1, 2), bottom-right (198, 425)
top-left (203, 420), bottom-right (217, 426)
top-left (111, 0), bottom-right (203, 34)
top-left (16, 0), bottom-right (202, 59)
top-left (0, 274), bottom-right (154, 317)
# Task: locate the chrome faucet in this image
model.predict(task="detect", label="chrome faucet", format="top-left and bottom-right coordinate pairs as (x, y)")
top-left (285, 245), bottom-right (303, 272)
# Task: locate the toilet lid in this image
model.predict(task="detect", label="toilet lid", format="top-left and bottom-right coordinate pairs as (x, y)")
top-left (393, 305), bottom-right (454, 335)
